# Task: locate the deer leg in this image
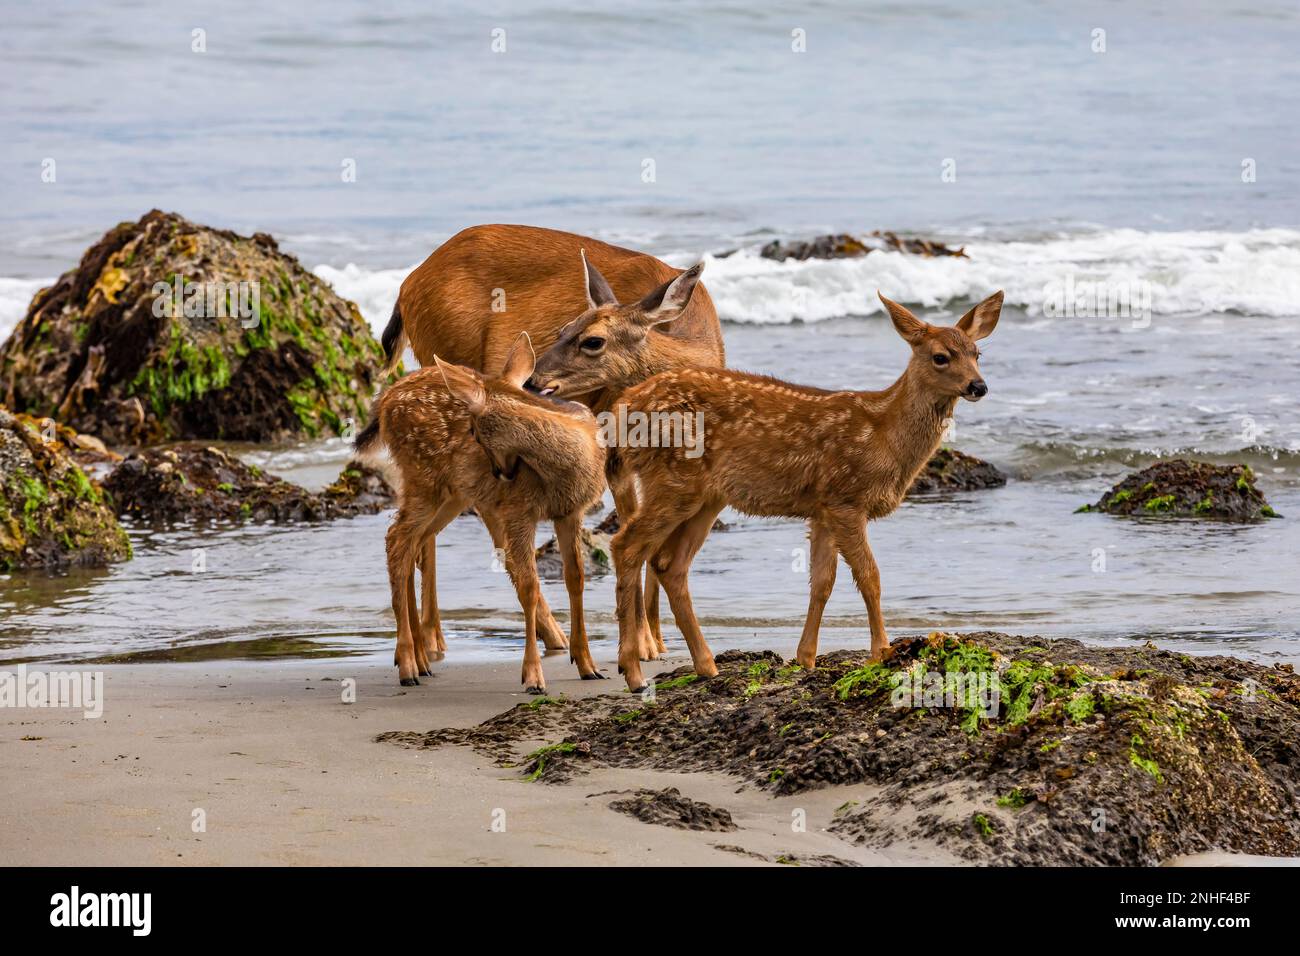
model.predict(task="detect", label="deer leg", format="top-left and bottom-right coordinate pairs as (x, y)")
top-left (612, 504), bottom-right (690, 692)
top-left (650, 501), bottom-right (725, 679)
top-left (504, 517), bottom-right (546, 694)
top-left (484, 510), bottom-right (567, 650)
top-left (416, 495), bottom-right (464, 658)
top-left (611, 479), bottom-right (657, 661)
top-left (645, 565), bottom-right (666, 656)
top-left (408, 571), bottom-right (431, 676)
top-left (795, 519), bottom-right (837, 670)
top-left (556, 512), bottom-right (601, 680)
top-left (832, 516), bottom-right (890, 660)
top-left (386, 506), bottom-right (432, 686)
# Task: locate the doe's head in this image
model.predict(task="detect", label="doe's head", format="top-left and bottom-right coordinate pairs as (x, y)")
top-left (435, 332), bottom-right (593, 480)
top-left (528, 251), bottom-right (704, 400)
top-left (877, 290), bottom-right (1003, 402)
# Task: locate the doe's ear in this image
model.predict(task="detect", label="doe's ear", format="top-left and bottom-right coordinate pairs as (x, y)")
top-left (580, 249), bottom-right (619, 310)
top-left (500, 331), bottom-right (536, 388)
top-left (434, 356), bottom-right (486, 416)
top-left (636, 261), bottom-right (704, 326)
top-left (956, 290), bottom-right (1004, 341)
top-left (877, 292), bottom-right (928, 346)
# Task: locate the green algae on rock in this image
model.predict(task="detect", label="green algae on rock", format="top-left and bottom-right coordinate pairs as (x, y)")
top-left (102, 446), bottom-right (394, 525)
top-left (376, 631), bottom-right (1300, 866)
top-left (0, 210), bottom-right (387, 446)
top-left (1078, 459), bottom-right (1280, 521)
top-left (0, 407), bottom-right (131, 572)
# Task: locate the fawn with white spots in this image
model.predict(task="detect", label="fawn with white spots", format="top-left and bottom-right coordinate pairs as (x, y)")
top-left (356, 333), bottom-right (605, 691)
top-left (607, 291), bottom-right (1004, 692)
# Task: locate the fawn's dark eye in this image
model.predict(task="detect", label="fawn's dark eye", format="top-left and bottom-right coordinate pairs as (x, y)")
top-left (580, 336), bottom-right (606, 353)
top-left (932, 353), bottom-right (950, 367)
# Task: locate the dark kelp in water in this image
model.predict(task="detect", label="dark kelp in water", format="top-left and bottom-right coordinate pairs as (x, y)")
top-left (378, 632), bottom-right (1300, 866)
top-left (1077, 459), bottom-right (1280, 521)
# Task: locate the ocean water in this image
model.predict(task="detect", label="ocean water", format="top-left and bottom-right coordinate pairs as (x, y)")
top-left (2, 1), bottom-right (1299, 669)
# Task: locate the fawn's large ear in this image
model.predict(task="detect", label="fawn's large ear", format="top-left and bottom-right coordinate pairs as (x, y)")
top-left (878, 292), bottom-right (928, 346)
top-left (581, 249), bottom-right (619, 310)
top-left (956, 290), bottom-right (1004, 341)
top-left (434, 356), bottom-right (486, 416)
top-left (500, 332), bottom-right (536, 388)
top-left (635, 262), bottom-right (704, 326)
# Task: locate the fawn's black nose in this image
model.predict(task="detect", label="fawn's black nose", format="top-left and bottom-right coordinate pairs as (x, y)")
top-left (966, 380), bottom-right (988, 399)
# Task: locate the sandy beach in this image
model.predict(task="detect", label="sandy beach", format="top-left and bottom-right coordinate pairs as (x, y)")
top-left (0, 649), bottom-right (950, 867)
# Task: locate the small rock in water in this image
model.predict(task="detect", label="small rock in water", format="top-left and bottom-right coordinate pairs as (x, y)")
top-left (1078, 459), bottom-right (1280, 521)
top-left (534, 526), bottom-right (612, 579)
top-left (907, 447), bottom-right (1007, 496)
top-left (102, 446), bottom-right (394, 524)
top-left (749, 230), bottom-right (969, 262)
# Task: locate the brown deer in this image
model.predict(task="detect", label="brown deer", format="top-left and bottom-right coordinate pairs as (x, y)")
top-left (607, 291), bottom-right (1004, 691)
top-left (355, 333), bottom-right (606, 691)
top-left (385, 224), bottom-right (725, 660)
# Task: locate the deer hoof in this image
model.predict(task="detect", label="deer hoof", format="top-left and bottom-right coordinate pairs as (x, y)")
top-left (524, 684), bottom-right (546, 695)
top-left (581, 670), bottom-right (607, 681)
top-left (400, 677), bottom-right (419, 687)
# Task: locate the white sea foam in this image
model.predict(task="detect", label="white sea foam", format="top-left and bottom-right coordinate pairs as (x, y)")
top-left (695, 228), bottom-right (1300, 324)
top-left (0, 277), bottom-right (51, 342)
top-left (308, 228), bottom-right (1300, 332)
top-left (4, 230), bottom-right (1299, 345)
top-left (311, 262), bottom-right (413, 339)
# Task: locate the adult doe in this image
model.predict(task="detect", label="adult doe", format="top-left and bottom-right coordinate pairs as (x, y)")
top-left (608, 291), bottom-right (1004, 691)
top-left (356, 333), bottom-right (606, 691)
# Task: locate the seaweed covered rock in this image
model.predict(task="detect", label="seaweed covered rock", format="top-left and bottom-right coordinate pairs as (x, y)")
top-left (907, 447), bottom-right (1006, 496)
top-left (381, 632), bottom-right (1300, 866)
top-left (751, 230), bottom-right (969, 262)
top-left (534, 525), bottom-right (611, 580)
top-left (0, 407), bottom-right (131, 571)
top-left (1080, 459), bottom-right (1279, 520)
top-left (102, 446), bottom-right (393, 524)
top-left (0, 210), bottom-right (386, 446)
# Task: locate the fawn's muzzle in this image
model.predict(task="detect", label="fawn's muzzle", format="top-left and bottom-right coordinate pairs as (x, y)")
top-left (965, 380), bottom-right (988, 399)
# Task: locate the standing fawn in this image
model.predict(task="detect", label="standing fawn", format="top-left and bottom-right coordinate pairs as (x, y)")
top-left (383, 225), bottom-right (725, 662)
top-left (609, 291), bottom-right (1004, 691)
top-left (355, 333), bottom-right (606, 691)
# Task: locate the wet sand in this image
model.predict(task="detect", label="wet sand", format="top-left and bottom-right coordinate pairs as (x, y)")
top-left (0, 649), bottom-right (952, 866)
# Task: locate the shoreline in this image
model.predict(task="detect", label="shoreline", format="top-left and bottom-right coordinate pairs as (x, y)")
top-left (4, 635), bottom-right (1299, 867)
top-left (0, 651), bottom-right (948, 866)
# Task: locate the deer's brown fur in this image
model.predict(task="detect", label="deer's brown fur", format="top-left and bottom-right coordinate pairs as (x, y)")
top-left (608, 291), bottom-right (1004, 691)
top-left (389, 225), bottom-right (724, 408)
top-left (386, 225), bottom-right (726, 662)
top-left (358, 334), bottom-right (606, 691)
